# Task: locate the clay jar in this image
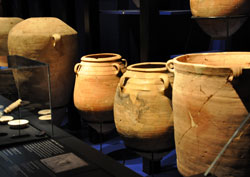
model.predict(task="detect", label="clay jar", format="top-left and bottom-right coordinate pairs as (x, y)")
top-left (0, 18), bottom-right (23, 56)
top-left (74, 53), bottom-right (127, 123)
top-left (167, 52), bottom-right (250, 177)
top-left (8, 17), bottom-right (78, 125)
top-left (0, 18), bottom-right (23, 100)
top-left (190, 0), bottom-right (250, 39)
top-left (114, 62), bottom-right (174, 152)
top-left (190, 0), bottom-right (250, 17)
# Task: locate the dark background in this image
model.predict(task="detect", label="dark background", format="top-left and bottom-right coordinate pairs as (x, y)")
top-left (1, 0), bottom-right (250, 64)
top-left (1, 0), bottom-right (250, 129)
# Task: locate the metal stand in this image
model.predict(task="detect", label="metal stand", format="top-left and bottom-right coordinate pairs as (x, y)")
top-left (99, 121), bottom-right (103, 152)
top-left (135, 149), bottom-right (170, 175)
top-left (11, 106), bottom-right (30, 139)
top-left (87, 122), bottom-right (115, 148)
top-left (142, 153), bottom-right (160, 176)
top-left (192, 15), bottom-right (249, 51)
top-left (87, 122), bottom-right (104, 152)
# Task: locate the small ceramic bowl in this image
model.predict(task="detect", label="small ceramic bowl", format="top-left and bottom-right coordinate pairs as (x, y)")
top-left (8, 119), bottom-right (29, 129)
top-left (0, 115), bottom-right (14, 124)
top-left (38, 115), bottom-right (51, 120)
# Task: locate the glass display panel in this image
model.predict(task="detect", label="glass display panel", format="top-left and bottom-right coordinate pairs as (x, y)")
top-left (0, 55), bottom-right (53, 146)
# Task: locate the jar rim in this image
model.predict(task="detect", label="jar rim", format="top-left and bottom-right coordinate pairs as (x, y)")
top-left (173, 52), bottom-right (250, 69)
top-left (81, 53), bottom-right (122, 62)
top-left (127, 62), bottom-right (167, 72)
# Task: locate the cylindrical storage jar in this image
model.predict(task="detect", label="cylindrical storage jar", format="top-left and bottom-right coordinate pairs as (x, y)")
top-left (167, 52), bottom-right (250, 177)
top-left (0, 17), bottom-right (23, 56)
top-left (0, 18), bottom-right (23, 100)
top-left (114, 62), bottom-right (174, 152)
top-left (190, 0), bottom-right (250, 39)
top-left (74, 53), bottom-right (127, 123)
top-left (8, 17), bottom-right (78, 125)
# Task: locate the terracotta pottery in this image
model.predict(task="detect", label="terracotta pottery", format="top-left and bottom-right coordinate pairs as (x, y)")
top-left (0, 18), bottom-right (23, 101)
top-left (8, 17), bottom-right (78, 125)
top-left (0, 17), bottom-right (23, 56)
top-left (167, 52), bottom-right (250, 177)
top-left (190, 0), bottom-right (250, 39)
top-left (190, 0), bottom-right (250, 17)
top-left (114, 62), bottom-right (174, 152)
top-left (74, 53), bottom-right (127, 123)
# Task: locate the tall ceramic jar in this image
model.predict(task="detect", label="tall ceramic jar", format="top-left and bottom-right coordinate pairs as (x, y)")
top-left (74, 53), bottom-right (127, 123)
top-left (190, 0), bottom-right (250, 39)
top-left (0, 17), bottom-right (23, 65)
top-left (114, 62), bottom-right (174, 152)
top-left (8, 17), bottom-right (78, 125)
top-left (0, 17), bottom-right (23, 100)
top-left (167, 52), bottom-right (250, 177)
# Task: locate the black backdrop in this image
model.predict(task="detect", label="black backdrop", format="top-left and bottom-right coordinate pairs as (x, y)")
top-left (1, 0), bottom-right (250, 129)
top-left (0, 0), bottom-right (211, 64)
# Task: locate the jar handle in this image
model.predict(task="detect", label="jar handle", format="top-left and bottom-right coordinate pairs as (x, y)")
top-left (166, 59), bottom-right (174, 73)
top-left (113, 63), bottom-right (121, 75)
top-left (159, 75), bottom-right (169, 91)
top-left (52, 33), bottom-right (61, 48)
top-left (122, 58), bottom-right (128, 67)
top-left (74, 63), bottom-right (82, 74)
top-left (228, 66), bottom-right (243, 81)
top-left (119, 77), bottom-right (130, 89)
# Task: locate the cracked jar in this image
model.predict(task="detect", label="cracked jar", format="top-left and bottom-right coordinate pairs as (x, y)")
top-left (114, 62), bottom-right (174, 152)
top-left (167, 52), bottom-right (250, 177)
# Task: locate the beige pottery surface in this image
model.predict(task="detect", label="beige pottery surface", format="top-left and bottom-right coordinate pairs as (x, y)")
top-left (74, 53), bottom-right (127, 123)
top-left (8, 17), bottom-right (78, 110)
top-left (0, 17), bottom-right (23, 55)
top-left (190, 0), bottom-right (250, 17)
top-left (167, 52), bottom-right (250, 177)
top-left (114, 62), bottom-right (174, 152)
top-left (190, 0), bottom-right (250, 39)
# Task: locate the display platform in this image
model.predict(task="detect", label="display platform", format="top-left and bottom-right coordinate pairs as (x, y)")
top-left (0, 95), bottom-right (141, 177)
top-left (84, 132), bottom-right (182, 177)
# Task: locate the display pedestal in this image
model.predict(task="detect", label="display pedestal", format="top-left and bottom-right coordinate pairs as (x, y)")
top-left (142, 157), bottom-right (161, 174)
top-left (192, 15), bottom-right (248, 51)
top-left (135, 150), bottom-right (171, 175)
top-left (88, 122), bottom-right (115, 144)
